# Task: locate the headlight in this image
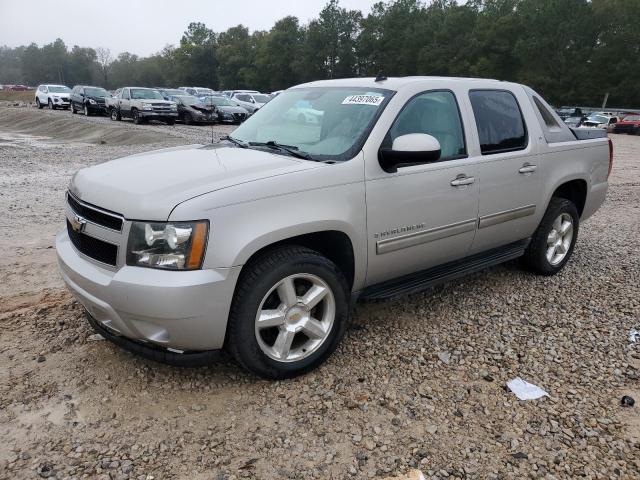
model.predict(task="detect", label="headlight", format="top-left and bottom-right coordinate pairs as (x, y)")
top-left (141, 103), bottom-right (153, 111)
top-left (127, 221), bottom-right (209, 270)
top-left (89, 99), bottom-right (96, 105)
top-left (170, 104), bottom-right (178, 110)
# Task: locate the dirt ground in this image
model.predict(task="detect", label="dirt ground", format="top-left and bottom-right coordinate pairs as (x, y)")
top-left (0, 106), bottom-right (639, 480)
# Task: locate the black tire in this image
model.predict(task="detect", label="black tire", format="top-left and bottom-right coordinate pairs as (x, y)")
top-left (36, 98), bottom-right (43, 109)
top-left (48, 99), bottom-right (55, 110)
top-left (132, 109), bottom-right (143, 125)
top-left (165, 118), bottom-right (175, 126)
top-left (71, 102), bottom-right (77, 114)
top-left (522, 197), bottom-right (579, 276)
top-left (226, 246), bottom-right (350, 379)
top-left (110, 108), bottom-right (121, 121)
top-left (184, 112), bottom-right (193, 125)
top-left (83, 104), bottom-right (90, 116)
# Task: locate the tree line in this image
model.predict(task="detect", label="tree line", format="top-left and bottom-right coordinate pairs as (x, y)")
top-left (1, 0), bottom-right (638, 107)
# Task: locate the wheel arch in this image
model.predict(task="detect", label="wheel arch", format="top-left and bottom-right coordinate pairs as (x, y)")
top-left (236, 229), bottom-right (357, 290)
top-left (550, 178), bottom-right (588, 217)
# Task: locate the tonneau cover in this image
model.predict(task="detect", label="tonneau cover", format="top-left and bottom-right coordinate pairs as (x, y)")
top-left (571, 127), bottom-right (608, 140)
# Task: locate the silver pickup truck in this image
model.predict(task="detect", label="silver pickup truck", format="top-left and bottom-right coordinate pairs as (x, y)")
top-left (57, 77), bottom-right (612, 379)
top-left (105, 87), bottom-right (178, 125)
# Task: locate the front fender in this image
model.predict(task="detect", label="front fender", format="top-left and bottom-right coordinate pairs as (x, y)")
top-left (169, 170), bottom-right (368, 290)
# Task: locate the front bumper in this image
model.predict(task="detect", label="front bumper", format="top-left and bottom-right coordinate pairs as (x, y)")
top-left (139, 111), bottom-right (178, 118)
top-left (56, 230), bottom-right (241, 351)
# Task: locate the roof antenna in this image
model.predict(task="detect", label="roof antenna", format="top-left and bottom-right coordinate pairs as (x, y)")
top-left (375, 72), bottom-right (387, 82)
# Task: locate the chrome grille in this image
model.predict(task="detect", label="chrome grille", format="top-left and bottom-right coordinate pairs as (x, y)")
top-left (67, 193), bottom-right (123, 231)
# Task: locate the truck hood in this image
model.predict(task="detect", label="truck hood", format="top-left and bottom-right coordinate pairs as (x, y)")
top-left (69, 144), bottom-right (321, 220)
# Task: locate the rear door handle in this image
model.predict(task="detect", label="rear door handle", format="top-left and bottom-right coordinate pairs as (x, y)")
top-left (451, 174), bottom-right (475, 187)
top-left (519, 163), bottom-right (537, 174)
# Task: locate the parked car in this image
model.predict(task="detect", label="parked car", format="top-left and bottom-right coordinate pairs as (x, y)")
top-left (169, 95), bottom-right (217, 124)
top-left (105, 87), bottom-right (178, 125)
top-left (230, 92), bottom-right (271, 113)
top-left (282, 99), bottom-right (324, 124)
top-left (563, 116), bottom-right (586, 128)
top-left (581, 113), bottom-right (618, 131)
top-left (221, 89), bottom-right (259, 98)
top-left (612, 114), bottom-right (640, 135)
top-left (556, 106), bottom-right (583, 120)
top-left (199, 95), bottom-right (251, 123)
top-left (179, 87), bottom-right (215, 97)
top-left (157, 88), bottom-right (186, 100)
top-left (57, 77), bottom-right (611, 379)
top-left (35, 84), bottom-right (71, 110)
top-left (70, 85), bottom-right (111, 116)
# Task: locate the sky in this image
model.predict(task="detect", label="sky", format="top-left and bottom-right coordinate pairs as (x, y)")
top-left (0, 0), bottom-right (379, 57)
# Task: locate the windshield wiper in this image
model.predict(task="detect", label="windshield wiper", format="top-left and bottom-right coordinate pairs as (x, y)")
top-left (248, 141), bottom-right (312, 160)
top-left (222, 135), bottom-right (248, 148)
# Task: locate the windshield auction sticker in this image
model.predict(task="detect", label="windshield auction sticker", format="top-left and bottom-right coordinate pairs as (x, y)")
top-left (342, 95), bottom-right (385, 106)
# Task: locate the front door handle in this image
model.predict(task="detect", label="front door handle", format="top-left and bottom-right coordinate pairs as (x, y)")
top-left (519, 163), bottom-right (538, 174)
top-left (451, 174), bottom-right (475, 187)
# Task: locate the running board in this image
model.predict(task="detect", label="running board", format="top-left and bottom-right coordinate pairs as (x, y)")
top-left (360, 239), bottom-right (529, 301)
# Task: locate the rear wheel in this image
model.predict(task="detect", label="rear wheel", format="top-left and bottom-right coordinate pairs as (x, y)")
top-left (226, 246), bottom-right (350, 379)
top-left (522, 197), bottom-right (579, 276)
top-left (110, 108), bottom-right (121, 121)
top-left (183, 112), bottom-right (193, 125)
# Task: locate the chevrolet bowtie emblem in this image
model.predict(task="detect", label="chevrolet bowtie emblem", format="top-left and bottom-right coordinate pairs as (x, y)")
top-left (70, 214), bottom-right (87, 233)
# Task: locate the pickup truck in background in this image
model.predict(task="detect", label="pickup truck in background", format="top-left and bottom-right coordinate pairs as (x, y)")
top-left (106, 87), bottom-right (178, 125)
top-left (57, 77), bottom-right (612, 379)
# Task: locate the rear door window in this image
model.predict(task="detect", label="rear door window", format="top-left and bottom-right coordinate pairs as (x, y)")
top-left (469, 90), bottom-right (527, 155)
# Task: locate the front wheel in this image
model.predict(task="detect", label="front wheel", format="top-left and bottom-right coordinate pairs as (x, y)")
top-left (132, 109), bottom-right (143, 124)
top-left (165, 118), bottom-right (175, 126)
top-left (226, 246), bottom-right (350, 379)
top-left (84, 104), bottom-right (90, 116)
top-left (36, 98), bottom-right (43, 109)
top-left (48, 99), bottom-right (54, 110)
top-left (522, 197), bottom-right (579, 276)
top-left (110, 108), bottom-right (121, 121)
top-left (71, 102), bottom-right (77, 114)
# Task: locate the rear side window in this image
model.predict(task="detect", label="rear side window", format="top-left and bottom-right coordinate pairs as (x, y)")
top-left (469, 90), bottom-right (527, 155)
top-left (533, 96), bottom-right (560, 129)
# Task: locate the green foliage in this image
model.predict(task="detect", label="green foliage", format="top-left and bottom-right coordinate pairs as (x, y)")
top-left (1, 0), bottom-right (638, 106)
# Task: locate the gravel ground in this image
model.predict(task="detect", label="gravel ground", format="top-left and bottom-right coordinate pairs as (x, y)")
top-left (0, 106), bottom-right (639, 480)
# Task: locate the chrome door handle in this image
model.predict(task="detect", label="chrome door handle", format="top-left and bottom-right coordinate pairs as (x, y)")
top-left (450, 175), bottom-right (475, 187)
top-left (519, 163), bottom-right (537, 174)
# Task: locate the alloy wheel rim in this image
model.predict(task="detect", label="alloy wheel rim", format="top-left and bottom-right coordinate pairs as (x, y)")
top-left (546, 213), bottom-right (573, 266)
top-left (255, 273), bottom-right (335, 363)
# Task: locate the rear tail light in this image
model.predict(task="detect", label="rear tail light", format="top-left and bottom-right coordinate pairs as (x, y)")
top-left (607, 138), bottom-right (613, 179)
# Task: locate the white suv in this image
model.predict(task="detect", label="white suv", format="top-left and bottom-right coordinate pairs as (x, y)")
top-left (35, 84), bottom-right (72, 110)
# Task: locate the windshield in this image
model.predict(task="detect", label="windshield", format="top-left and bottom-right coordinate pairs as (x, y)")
top-left (196, 88), bottom-right (214, 94)
top-left (49, 86), bottom-right (71, 93)
top-left (85, 87), bottom-right (109, 97)
top-left (235, 94), bottom-right (252, 102)
top-left (174, 95), bottom-right (202, 106)
top-left (162, 89), bottom-right (184, 96)
top-left (588, 115), bottom-right (608, 123)
top-left (252, 94), bottom-right (271, 103)
top-left (202, 96), bottom-right (234, 107)
top-left (231, 87), bottom-right (393, 161)
top-left (131, 88), bottom-right (163, 100)
top-left (623, 115), bottom-right (640, 121)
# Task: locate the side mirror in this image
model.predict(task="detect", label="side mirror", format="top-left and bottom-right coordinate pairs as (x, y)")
top-left (378, 134), bottom-right (441, 173)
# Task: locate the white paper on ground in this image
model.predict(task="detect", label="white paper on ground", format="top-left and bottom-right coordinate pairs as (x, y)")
top-left (629, 329), bottom-right (639, 343)
top-left (507, 377), bottom-right (549, 400)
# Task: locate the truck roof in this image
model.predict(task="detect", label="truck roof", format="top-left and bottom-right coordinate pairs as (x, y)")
top-left (294, 76), bottom-right (518, 92)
